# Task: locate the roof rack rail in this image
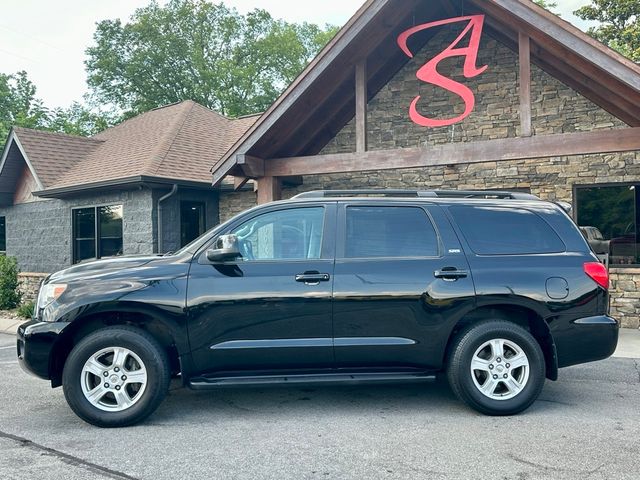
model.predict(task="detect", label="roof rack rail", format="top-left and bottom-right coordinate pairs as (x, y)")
top-left (292, 189), bottom-right (540, 200)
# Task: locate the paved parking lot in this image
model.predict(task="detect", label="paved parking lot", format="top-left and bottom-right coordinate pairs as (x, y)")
top-left (1, 332), bottom-right (639, 480)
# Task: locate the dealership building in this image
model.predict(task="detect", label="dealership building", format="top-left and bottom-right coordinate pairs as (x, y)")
top-left (1, 0), bottom-right (640, 328)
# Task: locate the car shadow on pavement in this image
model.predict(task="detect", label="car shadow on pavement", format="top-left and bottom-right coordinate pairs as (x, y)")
top-left (148, 375), bottom-right (572, 426)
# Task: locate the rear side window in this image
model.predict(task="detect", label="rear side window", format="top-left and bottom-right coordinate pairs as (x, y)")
top-left (345, 206), bottom-right (438, 258)
top-left (449, 206), bottom-right (565, 255)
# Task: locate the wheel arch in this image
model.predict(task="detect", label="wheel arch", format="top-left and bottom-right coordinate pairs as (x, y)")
top-left (445, 304), bottom-right (558, 380)
top-left (49, 305), bottom-right (188, 388)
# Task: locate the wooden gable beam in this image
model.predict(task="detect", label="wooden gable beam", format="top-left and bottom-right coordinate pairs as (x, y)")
top-left (518, 32), bottom-right (532, 137)
top-left (265, 128), bottom-right (640, 177)
top-left (237, 154), bottom-right (265, 178)
top-left (355, 59), bottom-right (368, 153)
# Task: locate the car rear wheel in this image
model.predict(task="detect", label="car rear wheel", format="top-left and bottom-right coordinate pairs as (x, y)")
top-left (62, 326), bottom-right (170, 427)
top-left (447, 320), bottom-right (545, 415)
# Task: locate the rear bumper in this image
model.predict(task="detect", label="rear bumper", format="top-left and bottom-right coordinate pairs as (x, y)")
top-left (17, 319), bottom-right (68, 380)
top-left (553, 315), bottom-right (619, 369)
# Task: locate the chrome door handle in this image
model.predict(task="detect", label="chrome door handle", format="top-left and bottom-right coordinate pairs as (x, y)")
top-left (295, 273), bottom-right (331, 284)
top-left (434, 269), bottom-right (469, 281)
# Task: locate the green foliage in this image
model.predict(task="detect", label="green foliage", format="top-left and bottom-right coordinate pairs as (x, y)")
top-left (85, 0), bottom-right (339, 117)
top-left (0, 256), bottom-right (20, 310)
top-left (574, 0), bottom-right (640, 62)
top-left (534, 0), bottom-right (559, 14)
top-left (0, 71), bottom-right (114, 151)
top-left (0, 71), bottom-right (49, 148)
top-left (17, 301), bottom-right (35, 319)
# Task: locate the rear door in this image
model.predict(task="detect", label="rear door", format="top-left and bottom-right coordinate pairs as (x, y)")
top-left (332, 201), bottom-right (476, 370)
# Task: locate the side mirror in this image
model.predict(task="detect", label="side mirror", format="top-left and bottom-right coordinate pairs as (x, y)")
top-left (206, 234), bottom-right (241, 262)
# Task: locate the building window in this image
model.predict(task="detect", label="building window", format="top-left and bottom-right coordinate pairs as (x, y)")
top-left (576, 184), bottom-right (638, 266)
top-left (180, 201), bottom-right (205, 247)
top-left (73, 205), bottom-right (123, 263)
top-left (0, 216), bottom-right (5, 253)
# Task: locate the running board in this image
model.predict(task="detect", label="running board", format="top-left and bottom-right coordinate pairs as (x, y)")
top-left (188, 371), bottom-right (437, 390)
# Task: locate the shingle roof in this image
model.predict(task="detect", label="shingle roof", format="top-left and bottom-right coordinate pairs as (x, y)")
top-left (12, 127), bottom-right (103, 187)
top-left (7, 100), bottom-right (259, 193)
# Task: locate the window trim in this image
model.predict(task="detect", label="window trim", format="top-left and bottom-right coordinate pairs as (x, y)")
top-left (336, 202), bottom-right (443, 260)
top-left (71, 204), bottom-right (124, 264)
top-left (573, 181), bottom-right (640, 268)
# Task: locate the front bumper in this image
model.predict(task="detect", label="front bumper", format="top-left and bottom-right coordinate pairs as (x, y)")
top-left (553, 315), bottom-right (619, 369)
top-left (17, 319), bottom-right (69, 380)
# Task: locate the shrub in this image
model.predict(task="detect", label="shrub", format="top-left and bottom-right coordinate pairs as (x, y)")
top-left (17, 301), bottom-right (35, 319)
top-left (0, 256), bottom-right (21, 309)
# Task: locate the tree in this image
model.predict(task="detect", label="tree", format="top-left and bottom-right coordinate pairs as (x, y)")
top-left (574, 0), bottom-right (640, 62)
top-left (1, 71), bottom-right (113, 151)
top-left (85, 0), bottom-right (339, 117)
top-left (0, 71), bottom-right (49, 146)
top-left (47, 102), bottom-right (115, 137)
top-left (534, 0), bottom-right (559, 12)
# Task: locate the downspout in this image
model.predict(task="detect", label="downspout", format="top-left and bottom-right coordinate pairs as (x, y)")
top-left (157, 184), bottom-right (178, 253)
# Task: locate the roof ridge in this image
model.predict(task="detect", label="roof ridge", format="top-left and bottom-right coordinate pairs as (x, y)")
top-left (146, 100), bottom-right (199, 177)
top-left (92, 101), bottom-right (196, 140)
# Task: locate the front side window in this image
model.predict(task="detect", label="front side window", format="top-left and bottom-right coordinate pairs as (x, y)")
top-left (231, 207), bottom-right (324, 261)
top-left (0, 216), bottom-right (5, 252)
top-left (73, 205), bottom-right (123, 263)
top-left (576, 184), bottom-right (638, 265)
top-left (344, 206), bottom-right (439, 258)
top-left (450, 206), bottom-right (565, 255)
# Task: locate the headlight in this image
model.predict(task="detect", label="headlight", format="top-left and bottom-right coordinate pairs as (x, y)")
top-left (37, 283), bottom-right (67, 309)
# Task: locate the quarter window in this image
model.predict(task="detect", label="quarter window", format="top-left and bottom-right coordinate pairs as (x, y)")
top-left (449, 206), bottom-right (565, 255)
top-left (73, 205), bottom-right (123, 263)
top-left (231, 207), bottom-right (324, 261)
top-left (344, 206), bottom-right (439, 258)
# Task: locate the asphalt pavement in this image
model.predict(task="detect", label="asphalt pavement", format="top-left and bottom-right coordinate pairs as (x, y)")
top-left (0, 332), bottom-right (639, 480)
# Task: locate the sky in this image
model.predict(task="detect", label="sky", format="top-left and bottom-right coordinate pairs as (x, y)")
top-left (0, 0), bottom-right (596, 110)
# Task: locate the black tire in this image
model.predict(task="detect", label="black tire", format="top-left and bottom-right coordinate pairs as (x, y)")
top-left (447, 320), bottom-right (545, 416)
top-left (62, 325), bottom-right (170, 427)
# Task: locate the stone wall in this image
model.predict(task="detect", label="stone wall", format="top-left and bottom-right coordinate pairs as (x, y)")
top-left (17, 272), bottom-right (48, 304)
top-left (0, 188), bottom-right (155, 273)
top-left (322, 27), bottom-right (624, 155)
top-left (609, 269), bottom-right (640, 329)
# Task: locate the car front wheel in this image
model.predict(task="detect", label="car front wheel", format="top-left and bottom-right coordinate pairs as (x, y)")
top-left (62, 325), bottom-right (170, 427)
top-left (447, 320), bottom-right (546, 416)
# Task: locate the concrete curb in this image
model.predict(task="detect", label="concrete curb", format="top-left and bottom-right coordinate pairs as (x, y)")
top-left (1, 316), bottom-right (638, 358)
top-left (0, 316), bottom-right (23, 335)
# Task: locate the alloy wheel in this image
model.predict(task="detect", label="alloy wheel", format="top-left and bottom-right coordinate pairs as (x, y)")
top-left (80, 346), bottom-right (148, 412)
top-left (470, 338), bottom-right (530, 400)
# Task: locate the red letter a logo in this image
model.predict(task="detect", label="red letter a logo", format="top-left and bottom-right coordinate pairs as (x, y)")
top-left (397, 15), bottom-right (488, 128)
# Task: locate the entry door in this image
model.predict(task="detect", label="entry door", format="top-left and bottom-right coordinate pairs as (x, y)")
top-left (186, 204), bottom-right (336, 374)
top-left (332, 202), bottom-right (476, 369)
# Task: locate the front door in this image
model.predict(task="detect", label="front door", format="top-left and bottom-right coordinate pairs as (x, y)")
top-left (186, 203), bottom-right (336, 374)
top-left (332, 202), bottom-right (476, 370)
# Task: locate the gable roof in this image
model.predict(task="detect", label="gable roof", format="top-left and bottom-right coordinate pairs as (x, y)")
top-left (11, 127), bottom-right (103, 188)
top-left (211, 0), bottom-right (640, 185)
top-left (0, 100), bottom-right (259, 198)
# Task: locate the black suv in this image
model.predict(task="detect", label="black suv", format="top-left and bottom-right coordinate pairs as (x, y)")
top-left (17, 190), bottom-right (618, 427)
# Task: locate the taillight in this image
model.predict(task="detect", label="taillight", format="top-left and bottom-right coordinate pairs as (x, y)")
top-left (583, 262), bottom-right (609, 289)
